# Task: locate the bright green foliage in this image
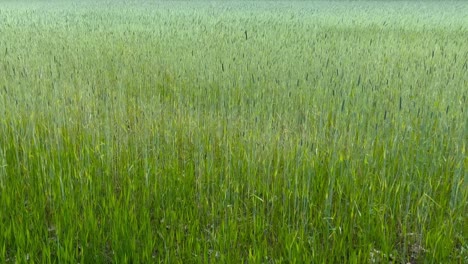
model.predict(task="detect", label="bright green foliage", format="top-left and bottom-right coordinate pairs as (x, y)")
top-left (0, 1), bottom-right (467, 263)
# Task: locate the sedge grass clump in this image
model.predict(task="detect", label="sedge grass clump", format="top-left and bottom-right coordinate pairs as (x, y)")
top-left (0, 0), bottom-right (467, 263)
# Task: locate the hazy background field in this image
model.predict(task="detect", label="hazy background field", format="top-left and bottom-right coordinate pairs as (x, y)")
top-left (0, 1), bottom-right (467, 263)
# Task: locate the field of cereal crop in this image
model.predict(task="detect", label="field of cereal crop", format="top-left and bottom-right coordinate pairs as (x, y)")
top-left (0, 1), bottom-right (467, 262)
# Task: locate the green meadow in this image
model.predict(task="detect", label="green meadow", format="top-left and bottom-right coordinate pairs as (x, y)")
top-left (0, 1), bottom-right (466, 262)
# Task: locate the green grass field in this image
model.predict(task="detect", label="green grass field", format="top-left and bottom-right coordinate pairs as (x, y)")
top-left (0, 1), bottom-right (467, 263)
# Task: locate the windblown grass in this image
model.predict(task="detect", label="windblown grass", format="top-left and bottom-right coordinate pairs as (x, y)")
top-left (0, 1), bottom-right (467, 263)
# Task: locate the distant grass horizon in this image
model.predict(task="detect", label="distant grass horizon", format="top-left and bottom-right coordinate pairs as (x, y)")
top-left (0, 0), bottom-right (466, 263)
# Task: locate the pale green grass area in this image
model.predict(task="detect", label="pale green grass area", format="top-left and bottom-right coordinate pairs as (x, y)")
top-left (0, 1), bottom-right (467, 263)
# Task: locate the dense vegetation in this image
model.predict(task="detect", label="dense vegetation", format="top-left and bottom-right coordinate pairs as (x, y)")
top-left (0, 1), bottom-right (466, 263)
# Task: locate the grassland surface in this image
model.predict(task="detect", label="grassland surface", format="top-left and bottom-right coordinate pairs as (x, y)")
top-left (0, 0), bottom-right (467, 263)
